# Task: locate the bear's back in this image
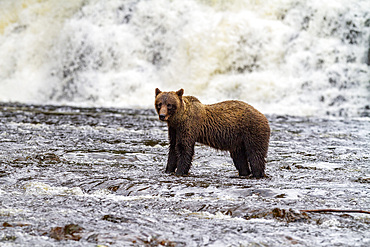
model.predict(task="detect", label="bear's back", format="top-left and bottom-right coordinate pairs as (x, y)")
top-left (205, 100), bottom-right (264, 122)
top-left (184, 96), bottom-right (201, 104)
top-left (206, 100), bottom-right (250, 111)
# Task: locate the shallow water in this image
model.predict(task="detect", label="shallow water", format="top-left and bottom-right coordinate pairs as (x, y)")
top-left (0, 103), bottom-right (369, 246)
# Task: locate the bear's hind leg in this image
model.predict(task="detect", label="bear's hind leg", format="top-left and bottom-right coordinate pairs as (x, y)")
top-left (230, 148), bottom-right (251, 177)
top-left (247, 152), bottom-right (266, 178)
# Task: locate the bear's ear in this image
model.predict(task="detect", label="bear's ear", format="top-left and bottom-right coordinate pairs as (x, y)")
top-left (155, 88), bottom-right (162, 96)
top-left (176, 89), bottom-right (184, 97)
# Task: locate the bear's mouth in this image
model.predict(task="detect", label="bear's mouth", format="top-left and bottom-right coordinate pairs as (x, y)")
top-left (159, 115), bottom-right (169, 121)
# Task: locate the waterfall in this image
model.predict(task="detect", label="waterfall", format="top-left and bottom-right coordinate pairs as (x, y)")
top-left (0, 0), bottom-right (369, 116)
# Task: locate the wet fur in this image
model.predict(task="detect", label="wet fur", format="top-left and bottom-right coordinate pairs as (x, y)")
top-left (155, 88), bottom-right (270, 178)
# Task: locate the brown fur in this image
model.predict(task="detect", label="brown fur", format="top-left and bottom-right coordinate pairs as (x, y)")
top-left (155, 88), bottom-right (270, 178)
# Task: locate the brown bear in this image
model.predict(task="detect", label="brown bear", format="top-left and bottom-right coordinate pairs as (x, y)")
top-left (154, 88), bottom-right (270, 178)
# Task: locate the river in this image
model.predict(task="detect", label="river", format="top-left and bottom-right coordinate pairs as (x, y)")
top-left (0, 103), bottom-right (369, 246)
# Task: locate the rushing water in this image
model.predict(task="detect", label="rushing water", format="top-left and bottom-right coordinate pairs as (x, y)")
top-left (0, 103), bottom-right (369, 246)
top-left (0, 0), bottom-right (369, 116)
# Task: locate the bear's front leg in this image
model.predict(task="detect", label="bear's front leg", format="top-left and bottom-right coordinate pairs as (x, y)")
top-left (165, 127), bottom-right (177, 173)
top-left (166, 144), bottom-right (177, 173)
top-left (175, 141), bottom-right (195, 176)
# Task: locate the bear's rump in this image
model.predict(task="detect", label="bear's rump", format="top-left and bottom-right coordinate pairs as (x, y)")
top-left (197, 101), bottom-right (268, 151)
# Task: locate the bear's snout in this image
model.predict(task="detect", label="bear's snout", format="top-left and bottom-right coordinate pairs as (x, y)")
top-left (159, 114), bottom-right (166, 121)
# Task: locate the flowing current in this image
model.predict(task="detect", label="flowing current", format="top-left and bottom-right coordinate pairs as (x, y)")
top-left (0, 0), bottom-right (369, 246)
top-left (0, 103), bottom-right (369, 246)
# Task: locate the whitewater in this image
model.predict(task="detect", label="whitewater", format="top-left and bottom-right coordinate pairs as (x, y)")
top-left (0, 0), bottom-right (369, 117)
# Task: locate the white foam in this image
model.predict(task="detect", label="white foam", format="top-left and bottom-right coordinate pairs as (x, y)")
top-left (300, 162), bottom-right (344, 170)
top-left (0, 208), bottom-right (24, 217)
top-left (23, 181), bottom-right (161, 201)
top-left (24, 181), bottom-right (84, 196)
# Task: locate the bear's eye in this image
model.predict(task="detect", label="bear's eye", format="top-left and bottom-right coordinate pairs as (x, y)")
top-left (167, 104), bottom-right (172, 109)
top-left (157, 103), bottom-right (162, 109)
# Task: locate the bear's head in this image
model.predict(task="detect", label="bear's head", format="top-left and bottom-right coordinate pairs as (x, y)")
top-left (155, 88), bottom-right (184, 122)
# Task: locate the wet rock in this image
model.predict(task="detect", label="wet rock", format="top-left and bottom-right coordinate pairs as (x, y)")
top-left (275, 193), bottom-right (287, 198)
top-left (102, 215), bottom-right (131, 223)
top-left (86, 233), bottom-right (99, 243)
top-left (49, 224), bottom-right (84, 241)
top-left (0, 235), bottom-right (17, 242)
top-left (243, 208), bottom-right (311, 223)
top-left (143, 139), bottom-right (163, 147)
top-left (133, 234), bottom-right (177, 247)
top-left (295, 164), bottom-right (317, 170)
top-left (107, 185), bottom-right (120, 192)
top-left (280, 165), bottom-right (291, 170)
top-left (2, 222), bottom-right (31, 227)
top-left (285, 235), bottom-right (302, 245)
top-left (352, 177), bottom-right (370, 184)
top-left (34, 153), bottom-right (62, 163)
